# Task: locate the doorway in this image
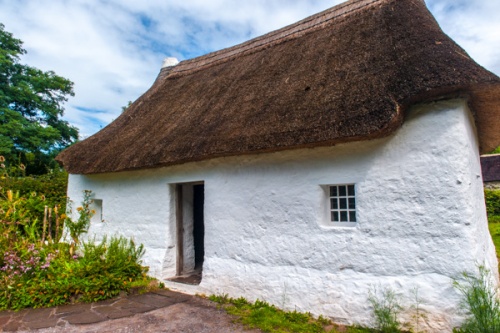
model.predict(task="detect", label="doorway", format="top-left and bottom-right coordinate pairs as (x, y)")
top-left (172, 182), bottom-right (204, 285)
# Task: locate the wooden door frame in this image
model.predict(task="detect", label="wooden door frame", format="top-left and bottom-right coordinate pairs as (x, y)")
top-left (175, 184), bottom-right (184, 276)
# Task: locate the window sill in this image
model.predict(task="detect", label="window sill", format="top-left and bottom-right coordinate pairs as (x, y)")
top-left (321, 222), bottom-right (358, 228)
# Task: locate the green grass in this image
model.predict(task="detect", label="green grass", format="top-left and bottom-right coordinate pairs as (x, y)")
top-left (209, 294), bottom-right (377, 333)
top-left (488, 222), bottom-right (500, 262)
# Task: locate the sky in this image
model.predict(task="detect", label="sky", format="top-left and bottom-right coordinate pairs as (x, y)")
top-left (0, 0), bottom-right (499, 138)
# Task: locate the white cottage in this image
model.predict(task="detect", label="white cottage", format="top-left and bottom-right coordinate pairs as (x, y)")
top-left (57, 0), bottom-right (500, 331)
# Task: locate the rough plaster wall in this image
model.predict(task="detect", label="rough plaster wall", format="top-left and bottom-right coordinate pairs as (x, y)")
top-left (67, 174), bottom-right (173, 277)
top-left (67, 99), bottom-right (496, 332)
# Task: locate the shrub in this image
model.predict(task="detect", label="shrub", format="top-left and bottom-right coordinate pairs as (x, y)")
top-left (0, 159), bottom-right (152, 311)
top-left (0, 160), bottom-right (67, 242)
top-left (453, 266), bottom-right (500, 333)
top-left (0, 236), bottom-right (149, 310)
top-left (0, 167), bottom-right (68, 214)
top-left (485, 189), bottom-right (500, 219)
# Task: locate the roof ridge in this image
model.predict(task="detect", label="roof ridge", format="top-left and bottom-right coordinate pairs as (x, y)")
top-left (167, 0), bottom-right (385, 78)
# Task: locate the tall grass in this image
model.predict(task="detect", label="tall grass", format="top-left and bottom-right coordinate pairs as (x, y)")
top-left (454, 266), bottom-right (500, 333)
top-left (367, 287), bottom-right (402, 333)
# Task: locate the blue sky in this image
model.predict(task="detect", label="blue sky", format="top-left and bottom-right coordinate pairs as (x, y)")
top-left (0, 0), bottom-right (499, 138)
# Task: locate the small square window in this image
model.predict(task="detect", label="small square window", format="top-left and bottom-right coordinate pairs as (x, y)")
top-left (91, 199), bottom-right (103, 223)
top-left (339, 198), bottom-right (347, 209)
top-left (348, 185), bottom-right (355, 196)
top-left (331, 211), bottom-right (339, 222)
top-left (330, 187), bottom-right (337, 197)
top-left (339, 186), bottom-right (347, 196)
top-left (331, 198), bottom-right (338, 209)
top-left (349, 211), bottom-right (357, 222)
top-left (349, 198), bottom-right (356, 209)
top-left (328, 184), bottom-right (356, 224)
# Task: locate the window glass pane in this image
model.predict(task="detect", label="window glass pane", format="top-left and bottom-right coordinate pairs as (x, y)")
top-left (348, 185), bottom-right (355, 196)
top-left (339, 198), bottom-right (347, 209)
top-left (332, 211), bottom-right (339, 222)
top-left (349, 198), bottom-right (356, 209)
top-left (330, 186), bottom-right (337, 197)
top-left (327, 184), bottom-right (356, 225)
top-left (331, 198), bottom-right (338, 209)
top-left (339, 186), bottom-right (347, 196)
top-left (349, 211), bottom-right (356, 222)
top-left (340, 211), bottom-right (348, 222)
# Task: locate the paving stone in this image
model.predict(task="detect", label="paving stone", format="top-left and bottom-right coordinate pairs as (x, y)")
top-left (24, 316), bottom-right (60, 329)
top-left (2, 317), bottom-right (23, 332)
top-left (153, 289), bottom-right (191, 302)
top-left (0, 311), bottom-right (13, 319)
top-left (0, 290), bottom-right (201, 331)
top-left (55, 302), bottom-right (92, 316)
top-left (63, 311), bottom-right (106, 325)
top-left (22, 307), bottom-right (54, 322)
top-left (0, 315), bottom-right (12, 326)
top-left (92, 296), bottom-right (121, 307)
top-left (107, 298), bottom-right (138, 309)
top-left (128, 293), bottom-right (176, 308)
top-left (124, 301), bottom-right (156, 314)
top-left (92, 304), bottom-right (135, 319)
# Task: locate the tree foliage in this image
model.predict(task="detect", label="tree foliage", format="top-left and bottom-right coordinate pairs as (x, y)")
top-left (0, 23), bottom-right (78, 174)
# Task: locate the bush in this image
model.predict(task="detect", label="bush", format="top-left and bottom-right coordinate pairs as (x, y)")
top-left (0, 236), bottom-right (149, 310)
top-left (0, 161), bottom-right (68, 242)
top-left (485, 189), bottom-right (500, 219)
top-left (0, 159), bottom-right (152, 311)
top-left (0, 168), bottom-right (68, 213)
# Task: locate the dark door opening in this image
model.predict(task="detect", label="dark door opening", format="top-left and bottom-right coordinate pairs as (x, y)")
top-left (193, 184), bottom-right (205, 270)
top-left (170, 182), bottom-right (204, 285)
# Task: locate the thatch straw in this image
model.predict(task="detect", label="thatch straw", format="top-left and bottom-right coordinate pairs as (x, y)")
top-left (57, 0), bottom-right (500, 174)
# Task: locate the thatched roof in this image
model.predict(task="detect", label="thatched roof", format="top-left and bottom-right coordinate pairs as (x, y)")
top-left (57, 0), bottom-right (500, 174)
top-left (481, 155), bottom-right (500, 182)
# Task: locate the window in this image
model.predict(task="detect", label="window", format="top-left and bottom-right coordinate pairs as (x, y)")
top-left (91, 199), bottom-right (103, 223)
top-left (329, 184), bottom-right (356, 223)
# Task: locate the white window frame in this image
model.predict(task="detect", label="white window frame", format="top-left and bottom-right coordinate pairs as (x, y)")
top-left (325, 184), bottom-right (357, 227)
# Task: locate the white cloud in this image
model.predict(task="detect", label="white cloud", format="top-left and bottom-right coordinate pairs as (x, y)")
top-left (427, 0), bottom-right (500, 74)
top-left (0, 0), bottom-right (498, 137)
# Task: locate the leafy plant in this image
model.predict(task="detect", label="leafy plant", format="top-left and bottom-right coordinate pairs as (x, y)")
top-left (0, 161), bottom-right (152, 311)
top-left (453, 266), bottom-right (500, 333)
top-left (0, 159), bottom-right (67, 243)
top-left (65, 190), bottom-right (94, 246)
top-left (0, 236), bottom-right (149, 310)
top-left (368, 286), bottom-right (402, 333)
top-left (0, 167), bottom-right (68, 211)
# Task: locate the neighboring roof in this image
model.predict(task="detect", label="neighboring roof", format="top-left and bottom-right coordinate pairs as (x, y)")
top-left (481, 154), bottom-right (500, 182)
top-left (57, 0), bottom-right (500, 174)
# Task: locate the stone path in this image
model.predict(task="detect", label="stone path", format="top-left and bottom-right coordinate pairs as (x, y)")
top-left (0, 290), bottom-right (260, 332)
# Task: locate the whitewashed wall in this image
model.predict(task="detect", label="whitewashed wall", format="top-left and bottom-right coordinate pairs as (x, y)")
top-left (67, 99), bottom-right (497, 332)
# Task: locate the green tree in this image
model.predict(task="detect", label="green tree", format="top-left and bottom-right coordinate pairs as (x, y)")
top-left (0, 23), bottom-right (78, 174)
